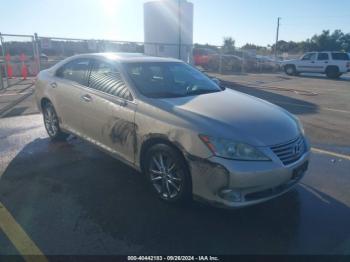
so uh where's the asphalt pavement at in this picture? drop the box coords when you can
[0,73,349,257]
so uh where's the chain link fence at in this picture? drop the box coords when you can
[1,32,286,90]
[193,45,282,75]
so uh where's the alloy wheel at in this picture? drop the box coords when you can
[149,152,183,200]
[44,105,59,137]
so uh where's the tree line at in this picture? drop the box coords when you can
[195,30,350,55]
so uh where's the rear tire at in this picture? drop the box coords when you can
[144,144,192,204]
[326,66,340,79]
[284,65,297,76]
[42,101,69,141]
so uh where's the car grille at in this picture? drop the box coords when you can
[271,136,306,165]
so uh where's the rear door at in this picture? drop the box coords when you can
[315,52,330,72]
[297,53,317,72]
[52,58,92,134]
[79,58,137,164]
[331,52,350,72]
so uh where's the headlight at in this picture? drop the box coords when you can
[291,114,305,136]
[199,135,270,161]
[296,118,305,136]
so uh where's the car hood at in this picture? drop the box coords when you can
[159,89,300,147]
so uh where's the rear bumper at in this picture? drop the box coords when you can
[189,145,310,208]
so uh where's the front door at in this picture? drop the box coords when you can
[297,52,317,72]
[79,58,137,164]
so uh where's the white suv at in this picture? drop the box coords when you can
[282,52,350,79]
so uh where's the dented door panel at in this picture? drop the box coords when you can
[79,89,137,164]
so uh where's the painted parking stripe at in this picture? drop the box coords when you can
[0,201,48,262]
[0,92,33,97]
[312,147,350,161]
[299,183,330,204]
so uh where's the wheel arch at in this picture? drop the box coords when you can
[284,64,296,69]
[325,65,339,72]
[40,97,52,111]
[139,134,189,174]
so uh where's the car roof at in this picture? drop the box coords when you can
[307,51,347,53]
[70,53,183,63]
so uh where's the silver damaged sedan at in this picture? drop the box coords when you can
[35,53,310,208]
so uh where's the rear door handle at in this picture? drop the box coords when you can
[81,94,92,102]
[50,82,57,88]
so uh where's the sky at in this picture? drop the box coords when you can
[0,0,349,47]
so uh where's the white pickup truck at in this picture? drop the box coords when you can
[281,52,350,79]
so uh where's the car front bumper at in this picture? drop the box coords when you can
[189,148,310,208]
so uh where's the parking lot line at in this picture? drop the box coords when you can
[0,201,48,262]
[312,147,350,161]
[0,92,34,97]
[299,183,330,204]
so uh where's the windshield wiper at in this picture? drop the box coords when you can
[186,89,221,96]
[147,92,185,98]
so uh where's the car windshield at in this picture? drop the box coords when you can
[123,62,222,98]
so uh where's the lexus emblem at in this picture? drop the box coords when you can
[293,144,301,155]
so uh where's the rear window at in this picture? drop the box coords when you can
[331,53,349,60]
[56,58,90,86]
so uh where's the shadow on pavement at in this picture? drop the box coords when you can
[297,73,350,82]
[0,137,349,255]
[223,82,319,115]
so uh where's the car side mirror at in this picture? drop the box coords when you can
[211,78,226,90]
[212,78,221,85]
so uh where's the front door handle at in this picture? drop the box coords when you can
[117,100,127,107]
[81,94,92,102]
[50,82,57,88]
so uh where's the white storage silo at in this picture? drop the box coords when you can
[144,0,194,63]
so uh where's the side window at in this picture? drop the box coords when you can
[318,53,329,61]
[331,52,350,60]
[56,58,90,86]
[89,60,132,101]
[302,53,316,61]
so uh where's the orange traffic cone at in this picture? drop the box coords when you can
[5,53,13,78]
[21,64,28,80]
[20,53,28,80]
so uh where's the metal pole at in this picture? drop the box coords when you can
[274,17,281,60]
[178,0,182,60]
[34,33,41,72]
[0,60,3,90]
[0,33,9,88]
[242,51,245,74]
[31,36,37,75]
[0,34,3,90]
[219,47,223,74]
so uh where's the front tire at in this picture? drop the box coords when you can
[144,144,192,203]
[42,102,69,141]
[284,65,297,76]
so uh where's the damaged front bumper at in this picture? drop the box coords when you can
[189,149,310,208]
